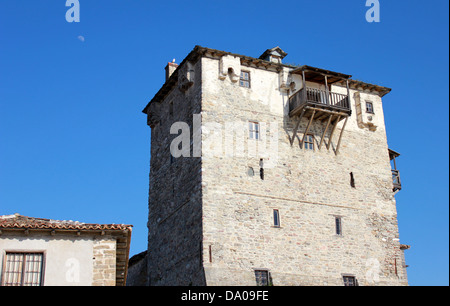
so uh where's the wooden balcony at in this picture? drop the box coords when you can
[289,87,351,118]
[389,149,402,192]
[392,169,402,192]
[288,66,352,155]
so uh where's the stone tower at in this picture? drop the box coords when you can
[142,46,409,286]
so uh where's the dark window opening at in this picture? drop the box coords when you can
[273,209,280,227]
[335,217,342,236]
[255,270,272,286]
[260,159,264,180]
[350,172,355,188]
[209,245,212,263]
[343,276,358,286]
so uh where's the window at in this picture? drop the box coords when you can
[350,172,355,188]
[259,159,264,180]
[343,276,358,286]
[273,209,280,227]
[255,270,272,286]
[1,252,44,286]
[240,71,250,88]
[249,122,260,140]
[366,101,374,114]
[304,135,314,150]
[335,217,342,236]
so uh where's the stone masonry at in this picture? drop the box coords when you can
[92,237,117,286]
[142,46,408,286]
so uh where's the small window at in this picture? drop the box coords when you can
[1,252,44,286]
[366,101,374,114]
[249,122,260,140]
[304,135,314,150]
[240,71,250,88]
[335,217,342,236]
[259,159,264,180]
[255,270,272,286]
[273,209,280,227]
[343,276,358,286]
[350,172,355,188]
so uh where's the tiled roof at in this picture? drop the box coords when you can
[0,213,132,231]
[0,214,133,286]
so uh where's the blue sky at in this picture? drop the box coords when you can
[0,0,448,286]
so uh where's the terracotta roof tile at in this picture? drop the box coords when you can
[0,214,132,231]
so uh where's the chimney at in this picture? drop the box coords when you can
[259,47,287,64]
[165,60,178,81]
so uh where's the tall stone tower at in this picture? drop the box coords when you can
[142,46,409,286]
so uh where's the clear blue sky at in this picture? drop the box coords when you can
[0,0,448,286]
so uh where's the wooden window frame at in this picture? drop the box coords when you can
[304,134,314,151]
[249,121,260,140]
[240,71,251,88]
[1,251,46,286]
[273,209,281,228]
[335,217,343,236]
[254,269,272,286]
[365,101,374,114]
[343,275,358,286]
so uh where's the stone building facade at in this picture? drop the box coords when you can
[142,46,409,286]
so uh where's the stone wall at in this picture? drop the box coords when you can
[146,57,205,286]
[200,55,407,286]
[92,237,117,286]
[144,49,407,286]
[126,251,148,286]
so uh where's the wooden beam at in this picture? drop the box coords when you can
[290,108,306,146]
[315,112,329,122]
[300,109,316,149]
[346,79,351,99]
[325,75,330,105]
[345,79,351,109]
[302,70,307,102]
[319,115,333,150]
[335,116,349,155]
[303,107,348,117]
[327,115,341,150]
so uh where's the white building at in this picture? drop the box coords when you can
[0,214,132,286]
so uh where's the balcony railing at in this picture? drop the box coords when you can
[289,87,351,116]
[392,169,402,192]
